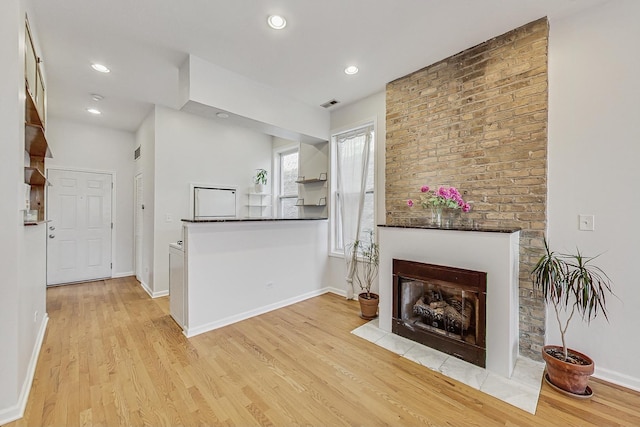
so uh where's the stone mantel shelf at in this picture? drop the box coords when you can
[379,224,521,233]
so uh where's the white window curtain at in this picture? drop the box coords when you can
[335,125,374,299]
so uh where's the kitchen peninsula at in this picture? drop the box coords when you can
[171,217,329,337]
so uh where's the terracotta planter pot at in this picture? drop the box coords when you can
[542,345,594,395]
[358,292,379,320]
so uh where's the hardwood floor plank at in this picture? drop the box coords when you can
[6,277,640,427]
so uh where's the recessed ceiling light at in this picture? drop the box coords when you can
[91,63,110,73]
[267,15,287,30]
[216,112,230,119]
[87,108,102,115]
[344,65,359,75]
[91,93,104,101]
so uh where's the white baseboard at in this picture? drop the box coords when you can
[138,280,168,299]
[0,314,49,425]
[112,271,134,279]
[139,280,153,297]
[326,286,348,298]
[185,288,331,338]
[594,366,640,392]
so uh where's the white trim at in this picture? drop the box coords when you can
[185,287,331,337]
[594,367,640,393]
[329,118,377,255]
[112,271,134,279]
[45,167,116,282]
[325,286,348,298]
[134,173,143,283]
[0,314,49,425]
[138,279,169,299]
[138,279,153,297]
[272,142,300,218]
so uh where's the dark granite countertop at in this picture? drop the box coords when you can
[182,217,328,223]
[378,224,520,233]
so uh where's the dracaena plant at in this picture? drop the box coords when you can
[531,239,614,361]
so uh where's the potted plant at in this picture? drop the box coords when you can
[349,230,380,319]
[531,239,614,396]
[254,169,267,193]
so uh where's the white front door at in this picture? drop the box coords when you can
[47,169,113,285]
[134,173,143,282]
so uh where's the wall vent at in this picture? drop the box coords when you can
[320,99,340,108]
[134,146,141,160]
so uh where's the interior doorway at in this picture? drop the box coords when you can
[134,173,143,283]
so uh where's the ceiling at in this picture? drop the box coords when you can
[29,0,608,132]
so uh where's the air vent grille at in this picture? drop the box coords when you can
[321,99,340,108]
[134,146,141,160]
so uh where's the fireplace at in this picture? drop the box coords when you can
[392,259,487,368]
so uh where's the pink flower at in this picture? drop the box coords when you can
[407,199,414,207]
[420,185,429,193]
[462,203,471,213]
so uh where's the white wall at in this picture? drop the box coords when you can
[181,55,330,143]
[151,106,273,294]
[46,118,136,276]
[0,0,48,422]
[184,220,329,336]
[327,91,386,297]
[548,0,640,390]
[0,0,23,414]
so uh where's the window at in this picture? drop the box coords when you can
[277,148,299,218]
[331,123,375,254]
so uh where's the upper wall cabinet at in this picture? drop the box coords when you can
[24,16,51,224]
[25,18,46,128]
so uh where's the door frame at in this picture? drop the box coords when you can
[134,172,143,283]
[46,166,116,281]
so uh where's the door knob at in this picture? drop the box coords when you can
[49,234,55,239]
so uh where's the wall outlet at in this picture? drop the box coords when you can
[579,214,595,231]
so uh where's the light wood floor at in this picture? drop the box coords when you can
[6,276,640,426]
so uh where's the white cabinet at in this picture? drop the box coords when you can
[169,243,186,329]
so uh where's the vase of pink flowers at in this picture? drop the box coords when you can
[407,185,471,228]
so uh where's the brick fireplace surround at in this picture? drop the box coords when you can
[384,18,548,359]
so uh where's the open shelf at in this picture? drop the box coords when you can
[25,122,51,158]
[295,197,326,207]
[295,173,327,184]
[24,167,49,186]
[25,90,44,129]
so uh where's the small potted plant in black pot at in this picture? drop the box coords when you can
[531,239,614,397]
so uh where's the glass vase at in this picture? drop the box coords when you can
[430,206,443,227]
[443,208,459,228]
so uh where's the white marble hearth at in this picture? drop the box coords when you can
[352,319,545,414]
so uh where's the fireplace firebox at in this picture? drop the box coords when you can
[392,259,487,368]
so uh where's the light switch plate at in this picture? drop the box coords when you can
[579,214,595,231]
